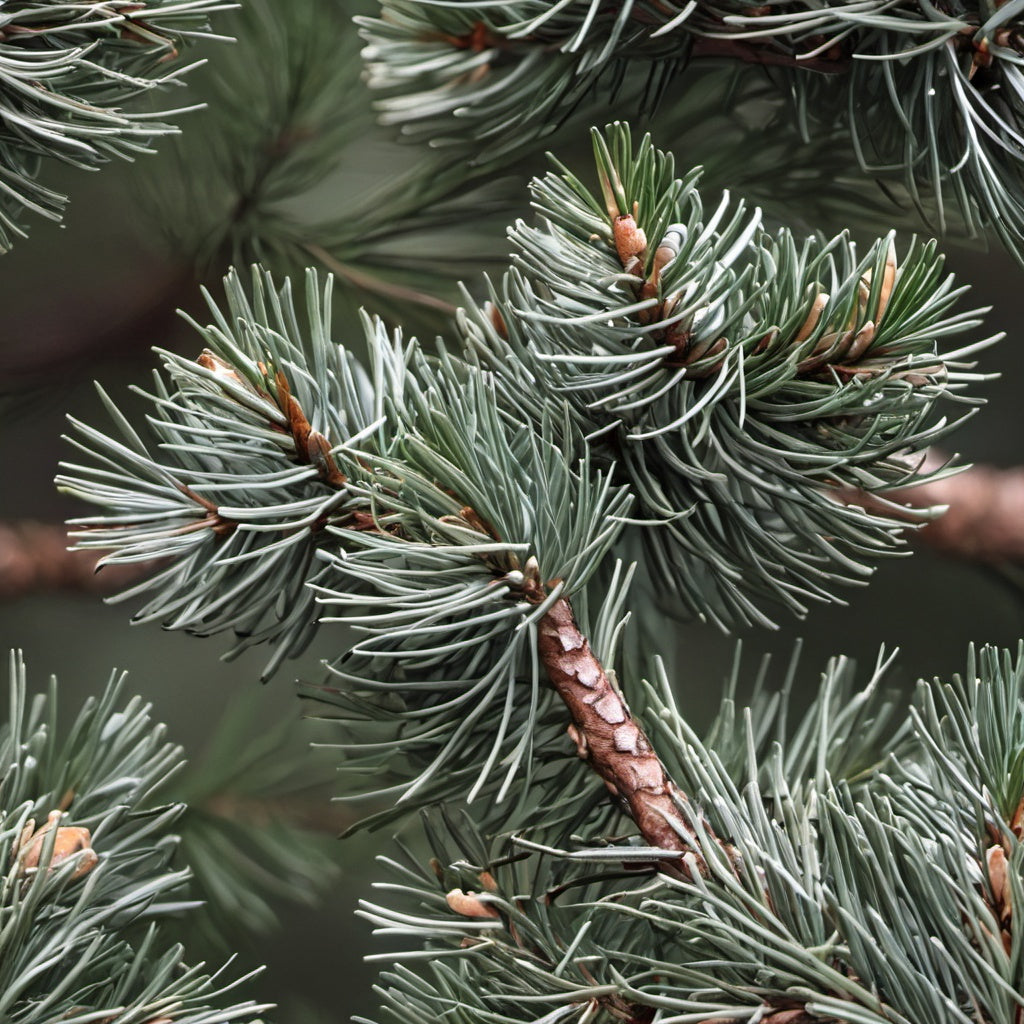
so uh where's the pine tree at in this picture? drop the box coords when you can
[4,2,1024,1022]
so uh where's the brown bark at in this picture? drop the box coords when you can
[0,521,153,601]
[536,596,707,867]
[891,461,1024,563]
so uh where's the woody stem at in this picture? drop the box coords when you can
[536,595,715,870]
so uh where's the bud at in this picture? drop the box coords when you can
[12,811,98,882]
[446,888,500,919]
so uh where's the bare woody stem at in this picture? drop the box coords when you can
[536,595,716,872]
[890,460,1024,563]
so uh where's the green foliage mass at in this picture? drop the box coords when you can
[362,1,1024,266]
[360,645,1024,1024]
[2,2,1022,1022]
[0,652,267,1024]
[0,0,229,249]
[49,117,1022,1021]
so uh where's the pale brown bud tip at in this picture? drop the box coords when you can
[986,844,1012,924]
[12,811,98,882]
[445,888,500,919]
[613,214,648,272]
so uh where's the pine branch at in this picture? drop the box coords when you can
[56,125,994,824]
[0,0,233,249]
[536,594,707,867]
[360,645,1024,1024]
[29,443,1024,608]
[361,0,1024,266]
[0,651,269,1024]
[465,124,994,627]
[45,94,1024,1024]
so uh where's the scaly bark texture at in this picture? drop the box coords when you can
[537,596,702,861]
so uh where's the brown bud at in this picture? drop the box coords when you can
[640,233,681,304]
[794,293,829,344]
[877,241,897,321]
[986,844,1012,924]
[446,888,500,919]
[844,320,876,363]
[486,302,509,340]
[197,350,256,392]
[306,430,347,488]
[12,811,98,882]
[613,214,648,275]
[1010,795,1024,838]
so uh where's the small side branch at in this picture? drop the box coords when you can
[536,596,711,868]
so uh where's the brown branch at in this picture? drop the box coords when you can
[435,16,852,76]
[688,34,851,75]
[0,265,195,385]
[21,456,1024,605]
[536,594,721,874]
[0,521,155,601]
[842,455,1024,564]
[202,791,354,835]
[899,462,1024,563]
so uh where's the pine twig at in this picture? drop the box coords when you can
[534,592,737,877]
[537,596,701,858]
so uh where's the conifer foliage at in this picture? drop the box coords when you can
[362,1,1024,263]
[54,115,1024,1021]
[0,1,228,250]
[3,1,1024,1023]
[0,652,266,1024]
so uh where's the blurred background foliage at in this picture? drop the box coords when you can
[2,0,1024,1020]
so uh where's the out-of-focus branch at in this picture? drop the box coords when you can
[8,455,1024,604]
[202,792,354,835]
[836,452,1024,565]
[0,265,195,387]
[0,520,151,600]
[892,460,1024,563]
